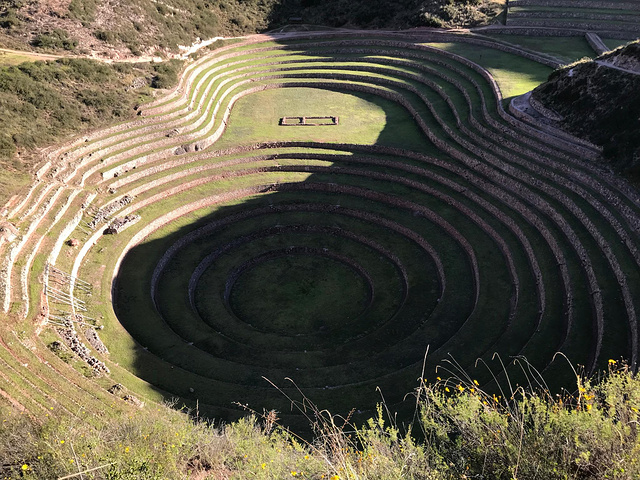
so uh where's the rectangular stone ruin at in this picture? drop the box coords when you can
[280,116,339,126]
[104,214,141,235]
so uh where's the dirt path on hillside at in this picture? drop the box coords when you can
[595,60,640,75]
[0,34,227,65]
[0,47,63,62]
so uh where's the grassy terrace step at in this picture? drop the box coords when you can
[35,35,560,184]
[2,32,639,427]
[195,65,640,344]
[131,167,544,362]
[11,74,640,338]
[507,18,640,32]
[511,6,640,15]
[21,117,640,368]
[91,163,620,404]
[0,329,134,424]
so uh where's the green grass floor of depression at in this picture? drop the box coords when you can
[214,87,430,152]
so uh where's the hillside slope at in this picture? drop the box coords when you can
[0,0,504,59]
[0,57,185,205]
[532,42,640,180]
[0,0,278,60]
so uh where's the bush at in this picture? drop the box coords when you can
[0,133,16,158]
[151,59,183,89]
[417,361,640,479]
[32,29,78,51]
[67,0,97,23]
[94,29,118,44]
[0,9,20,29]
[421,12,446,28]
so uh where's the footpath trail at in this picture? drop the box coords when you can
[595,59,640,75]
[0,35,227,65]
[0,47,62,64]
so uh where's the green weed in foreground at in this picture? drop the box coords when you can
[2,360,639,479]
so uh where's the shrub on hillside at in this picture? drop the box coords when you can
[151,59,184,89]
[93,29,118,44]
[421,13,446,28]
[0,9,20,29]
[31,29,78,51]
[67,0,97,24]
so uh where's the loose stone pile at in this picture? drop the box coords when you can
[56,316,109,375]
[104,214,141,235]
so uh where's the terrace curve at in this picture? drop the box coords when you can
[1,30,639,427]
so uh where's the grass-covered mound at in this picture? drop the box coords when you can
[1,363,639,479]
[532,41,640,180]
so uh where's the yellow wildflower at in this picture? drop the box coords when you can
[21,464,29,471]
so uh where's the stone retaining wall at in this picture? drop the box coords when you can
[508,18,640,34]
[482,26,635,39]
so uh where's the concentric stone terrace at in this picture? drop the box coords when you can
[507,0,640,38]
[1,31,639,426]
